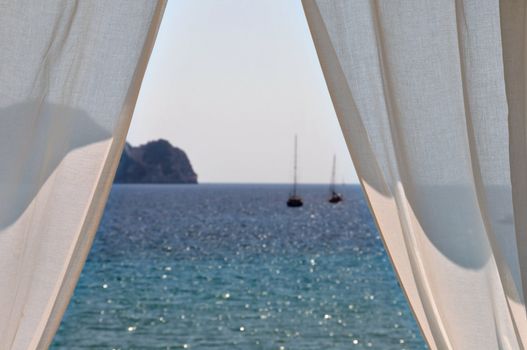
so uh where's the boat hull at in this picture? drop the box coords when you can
[328,193,343,204]
[287,197,303,207]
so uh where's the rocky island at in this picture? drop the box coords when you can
[114,139,198,184]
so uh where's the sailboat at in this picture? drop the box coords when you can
[287,135,303,207]
[328,154,343,204]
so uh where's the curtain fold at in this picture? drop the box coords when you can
[303,0,527,349]
[0,1,166,349]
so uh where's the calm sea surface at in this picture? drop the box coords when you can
[52,184,426,349]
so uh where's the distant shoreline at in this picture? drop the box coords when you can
[114,139,198,184]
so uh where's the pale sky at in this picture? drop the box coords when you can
[128,0,359,184]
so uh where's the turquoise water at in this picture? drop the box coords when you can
[52,184,426,349]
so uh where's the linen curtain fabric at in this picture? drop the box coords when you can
[303,0,527,349]
[0,1,166,349]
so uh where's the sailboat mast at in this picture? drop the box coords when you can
[293,135,298,196]
[330,154,336,193]
[287,134,303,207]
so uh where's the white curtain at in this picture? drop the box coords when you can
[303,0,527,349]
[0,1,166,349]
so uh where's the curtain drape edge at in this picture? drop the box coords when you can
[33,1,168,348]
[300,1,438,348]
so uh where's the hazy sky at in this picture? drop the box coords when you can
[128,0,359,184]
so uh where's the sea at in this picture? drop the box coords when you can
[51,184,426,350]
